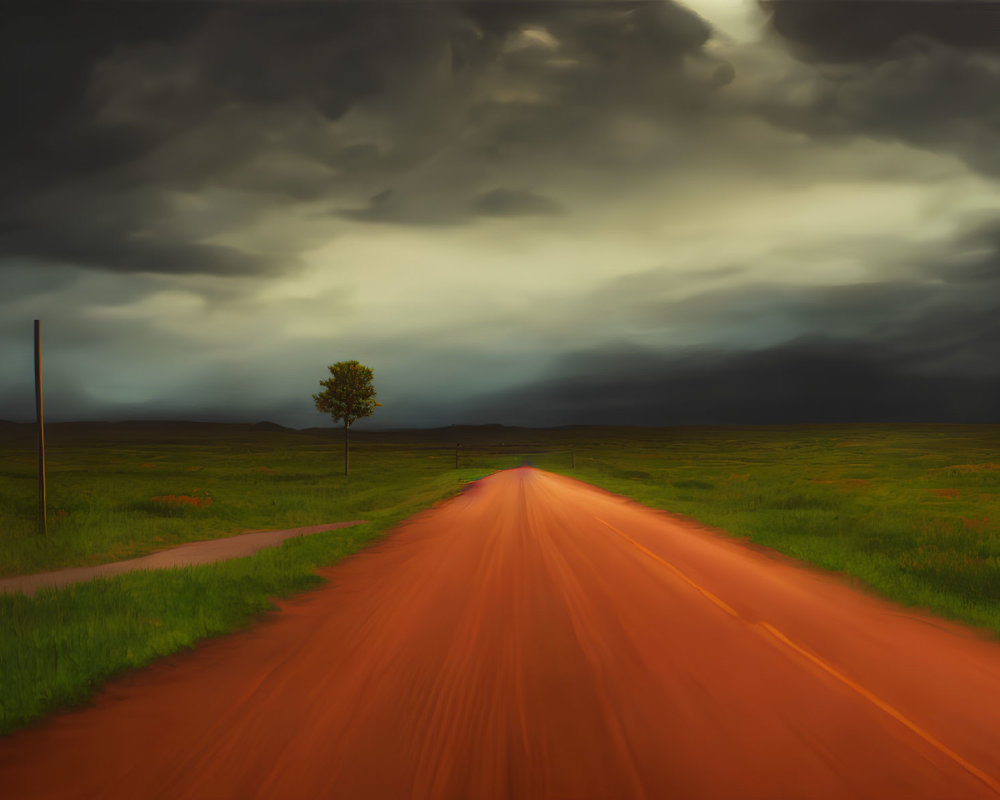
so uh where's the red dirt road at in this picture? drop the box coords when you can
[4,467,1000,799]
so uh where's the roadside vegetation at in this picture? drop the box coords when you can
[0,422,483,734]
[2,421,999,734]
[0,424,471,576]
[537,425,1000,637]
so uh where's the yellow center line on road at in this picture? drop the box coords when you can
[593,515,1000,797]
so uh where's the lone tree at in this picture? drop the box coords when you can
[313,360,381,476]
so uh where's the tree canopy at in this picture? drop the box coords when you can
[313,360,380,427]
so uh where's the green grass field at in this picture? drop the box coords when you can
[2,421,1000,735]
[0,422,485,576]
[540,425,1000,633]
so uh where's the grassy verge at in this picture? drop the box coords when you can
[0,427,472,576]
[0,424,488,734]
[0,470,482,735]
[535,425,1000,636]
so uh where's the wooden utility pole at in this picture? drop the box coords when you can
[455,443,460,470]
[34,320,47,536]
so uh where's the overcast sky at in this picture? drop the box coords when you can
[3,0,1000,428]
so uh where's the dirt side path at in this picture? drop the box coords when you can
[3,467,1000,798]
[0,521,367,597]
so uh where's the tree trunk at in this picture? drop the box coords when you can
[344,419,350,476]
[34,320,46,536]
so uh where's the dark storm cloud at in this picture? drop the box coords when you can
[1,3,470,271]
[1,225,273,277]
[341,184,562,224]
[460,222,1000,425]
[1,1,727,273]
[0,175,278,275]
[762,0,1000,62]
[0,5,208,188]
[464,335,1000,426]
[0,3,406,182]
[337,188,469,226]
[757,1,1000,176]
[472,188,562,216]
[315,0,727,226]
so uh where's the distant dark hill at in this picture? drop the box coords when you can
[300,423,589,447]
[0,420,312,447]
[0,420,571,449]
[0,420,729,450]
[252,421,290,431]
[4,420,993,455]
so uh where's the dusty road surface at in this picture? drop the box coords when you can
[0,521,367,597]
[4,467,1000,799]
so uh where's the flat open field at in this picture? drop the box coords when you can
[2,421,1000,737]
[0,421,485,576]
